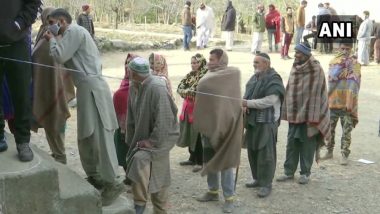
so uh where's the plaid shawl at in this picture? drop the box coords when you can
[328,52,361,127]
[281,56,330,139]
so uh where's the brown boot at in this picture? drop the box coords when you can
[321,150,333,160]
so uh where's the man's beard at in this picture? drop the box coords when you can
[294,59,306,65]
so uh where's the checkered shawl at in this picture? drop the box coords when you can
[281,56,331,139]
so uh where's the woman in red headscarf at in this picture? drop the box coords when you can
[113,53,138,183]
[265,4,281,52]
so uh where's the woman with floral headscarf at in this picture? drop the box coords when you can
[148,53,173,98]
[113,53,138,183]
[176,53,208,172]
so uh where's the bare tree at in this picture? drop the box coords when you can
[42,0,297,26]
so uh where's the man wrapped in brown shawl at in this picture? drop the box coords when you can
[31,7,75,164]
[193,48,243,213]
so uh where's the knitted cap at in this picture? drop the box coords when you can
[128,57,150,74]
[256,52,270,61]
[295,42,312,56]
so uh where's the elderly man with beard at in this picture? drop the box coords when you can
[125,57,179,214]
[277,42,330,185]
[242,53,285,197]
[194,48,243,213]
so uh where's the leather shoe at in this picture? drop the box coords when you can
[245,181,259,188]
[257,186,272,198]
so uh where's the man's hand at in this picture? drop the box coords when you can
[242,99,251,114]
[242,99,248,107]
[43,30,54,41]
[137,140,153,149]
[243,107,250,114]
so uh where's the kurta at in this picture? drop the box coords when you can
[126,76,179,193]
[49,24,119,182]
[357,18,373,65]
[49,24,118,140]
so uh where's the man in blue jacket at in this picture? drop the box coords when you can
[0,0,42,161]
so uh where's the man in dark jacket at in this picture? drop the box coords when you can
[0,0,42,162]
[77,4,95,38]
[221,1,236,51]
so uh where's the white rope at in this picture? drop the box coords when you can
[0,56,244,101]
[0,56,123,80]
[190,90,243,101]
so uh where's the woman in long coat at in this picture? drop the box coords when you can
[177,53,208,172]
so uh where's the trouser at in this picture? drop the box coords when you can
[202,136,235,199]
[247,142,276,187]
[251,32,264,53]
[303,32,317,49]
[319,39,333,53]
[224,31,234,50]
[196,26,210,48]
[357,40,370,65]
[78,112,119,184]
[284,123,317,177]
[374,39,380,63]
[294,27,304,45]
[45,125,66,164]
[370,38,376,59]
[114,128,129,168]
[281,33,293,57]
[267,28,278,51]
[326,109,354,157]
[188,134,203,165]
[183,25,193,49]
[0,39,32,144]
[132,162,168,214]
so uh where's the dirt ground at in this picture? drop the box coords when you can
[31,43,380,214]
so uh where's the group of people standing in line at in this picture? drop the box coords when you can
[0,1,365,214]
[181,0,380,67]
[173,41,361,213]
